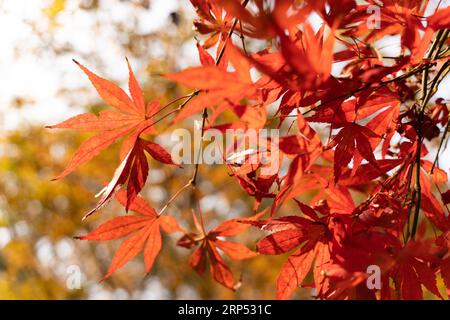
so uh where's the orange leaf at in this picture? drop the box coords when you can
[216,240,257,260]
[166,66,237,90]
[116,190,157,217]
[76,215,152,241]
[54,124,135,180]
[142,140,176,165]
[207,242,236,290]
[276,248,315,300]
[211,210,266,237]
[143,221,162,273]
[102,225,152,280]
[74,59,138,115]
[257,229,306,255]
[159,215,183,234]
[46,111,140,131]
[126,57,146,115]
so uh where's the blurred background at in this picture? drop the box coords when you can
[0,0,449,300]
[0,0,297,299]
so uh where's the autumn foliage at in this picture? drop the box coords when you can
[48,0,450,300]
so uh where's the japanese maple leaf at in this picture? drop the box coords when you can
[328,122,380,183]
[48,59,175,217]
[215,0,310,39]
[307,92,399,127]
[190,0,232,49]
[165,43,258,122]
[345,0,430,59]
[321,227,400,300]
[209,102,267,131]
[87,136,176,219]
[307,91,400,165]
[48,59,157,179]
[280,113,322,169]
[248,22,335,91]
[427,6,450,31]
[75,190,182,280]
[252,201,343,299]
[277,23,335,88]
[273,113,323,211]
[235,174,277,211]
[177,211,264,290]
[390,241,443,300]
[414,161,450,232]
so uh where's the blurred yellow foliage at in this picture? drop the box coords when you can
[44,0,66,19]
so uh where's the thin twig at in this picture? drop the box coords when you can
[410,29,447,240]
[239,20,248,55]
[157,182,191,216]
[189,0,250,186]
[155,0,250,214]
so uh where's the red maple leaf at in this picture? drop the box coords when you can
[75,190,182,280]
[328,122,380,183]
[48,59,176,217]
[251,201,342,299]
[177,210,264,290]
[165,44,257,122]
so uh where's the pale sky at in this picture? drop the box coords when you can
[0,0,195,132]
